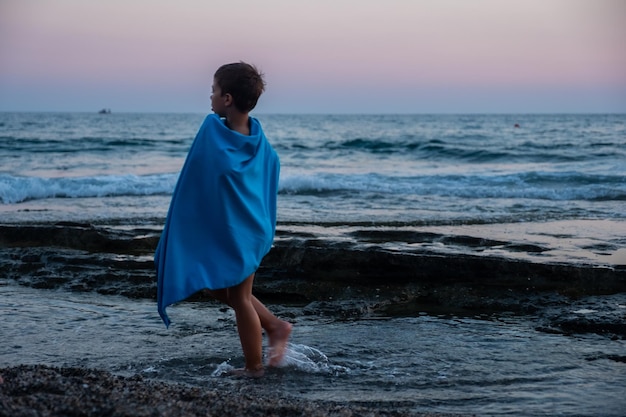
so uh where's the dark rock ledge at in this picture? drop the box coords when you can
[1,222,625,338]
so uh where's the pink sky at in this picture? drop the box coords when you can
[1,0,624,113]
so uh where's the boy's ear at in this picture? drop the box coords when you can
[223,93,234,107]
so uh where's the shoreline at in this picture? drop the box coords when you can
[1,220,625,338]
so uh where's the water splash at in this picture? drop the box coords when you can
[209,344,349,377]
[211,361,235,377]
[278,343,350,375]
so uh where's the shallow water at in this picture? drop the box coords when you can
[2,284,624,416]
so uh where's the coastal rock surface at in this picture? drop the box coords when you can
[1,222,625,338]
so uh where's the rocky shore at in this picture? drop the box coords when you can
[1,221,625,416]
[1,222,625,337]
[1,365,463,417]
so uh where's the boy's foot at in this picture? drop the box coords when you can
[229,367,265,379]
[268,320,292,367]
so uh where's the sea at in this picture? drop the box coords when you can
[1,112,624,225]
[1,112,625,416]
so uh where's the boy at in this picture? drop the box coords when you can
[155,62,291,378]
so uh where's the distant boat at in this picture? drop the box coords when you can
[98,108,111,114]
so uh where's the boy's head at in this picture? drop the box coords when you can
[213,62,265,113]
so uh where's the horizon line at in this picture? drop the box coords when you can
[1,110,625,116]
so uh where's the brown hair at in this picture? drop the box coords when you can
[214,62,265,113]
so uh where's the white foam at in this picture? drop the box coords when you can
[0,173,177,204]
[572,309,597,314]
[1,169,622,205]
[211,361,235,377]
[277,343,350,375]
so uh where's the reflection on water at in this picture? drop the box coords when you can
[1,284,625,416]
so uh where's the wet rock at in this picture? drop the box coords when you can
[537,294,626,338]
[0,223,159,254]
[1,222,625,337]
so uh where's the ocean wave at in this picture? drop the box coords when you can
[1,170,624,205]
[0,173,178,204]
[0,137,189,154]
[279,172,626,202]
[278,133,626,163]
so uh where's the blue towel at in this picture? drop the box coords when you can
[155,114,279,327]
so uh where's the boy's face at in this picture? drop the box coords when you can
[211,78,227,116]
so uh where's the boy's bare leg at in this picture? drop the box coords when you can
[250,296,292,367]
[226,274,264,376]
[208,275,292,368]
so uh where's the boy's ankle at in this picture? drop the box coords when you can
[229,366,265,378]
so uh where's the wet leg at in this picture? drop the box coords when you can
[227,274,264,375]
[208,276,292,367]
[251,297,292,367]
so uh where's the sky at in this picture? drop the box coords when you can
[0,0,625,114]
